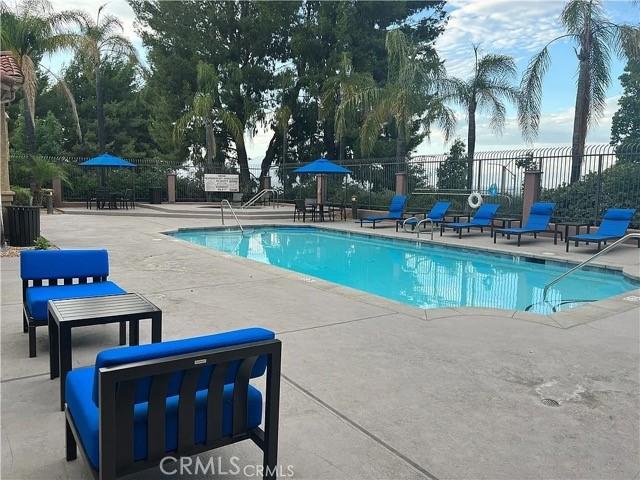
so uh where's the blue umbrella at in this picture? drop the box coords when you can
[80,153,136,168]
[80,153,136,188]
[294,158,351,174]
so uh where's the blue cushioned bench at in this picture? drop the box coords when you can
[65,327,281,480]
[20,250,126,357]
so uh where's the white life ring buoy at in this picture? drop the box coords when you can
[467,192,483,209]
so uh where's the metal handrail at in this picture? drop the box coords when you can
[220,199,244,233]
[543,233,640,299]
[242,189,279,209]
[402,217,435,240]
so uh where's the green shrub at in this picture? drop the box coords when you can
[33,236,51,250]
[11,186,32,206]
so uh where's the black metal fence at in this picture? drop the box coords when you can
[9,143,640,222]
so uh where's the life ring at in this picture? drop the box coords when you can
[467,192,483,209]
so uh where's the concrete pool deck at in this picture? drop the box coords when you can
[1,211,639,479]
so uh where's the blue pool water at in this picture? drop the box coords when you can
[169,226,638,314]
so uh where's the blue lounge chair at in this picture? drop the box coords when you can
[494,202,556,246]
[64,327,281,480]
[20,250,126,357]
[441,203,500,238]
[397,200,451,232]
[359,195,408,229]
[566,208,637,252]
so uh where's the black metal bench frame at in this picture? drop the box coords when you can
[65,338,281,480]
[22,274,119,358]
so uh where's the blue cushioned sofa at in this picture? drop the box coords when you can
[65,327,281,480]
[20,250,126,357]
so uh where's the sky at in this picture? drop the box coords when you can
[44,0,637,164]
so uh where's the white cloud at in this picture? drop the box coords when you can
[437,0,567,77]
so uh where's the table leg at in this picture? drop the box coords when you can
[130,320,140,346]
[59,325,72,411]
[554,223,559,245]
[119,321,126,345]
[564,225,570,244]
[151,313,162,343]
[48,313,59,379]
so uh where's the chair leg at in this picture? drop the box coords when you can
[66,417,77,461]
[458,228,462,239]
[493,232,497,243]
[22,311,28,333]
[566,240,570,253]
[28,325,37,358]
[517,234,521,247]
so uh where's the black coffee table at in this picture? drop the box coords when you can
[48,293,162,410]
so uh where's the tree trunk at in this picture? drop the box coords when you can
[22,97,36,156]
[466,102,477,191]
[570,14,592,184]
[396,120,406,164]
[236,137,251,191]
[261,133,279,178]
[204,121,216,172]
[95,64,106,152]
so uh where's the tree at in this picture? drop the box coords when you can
[68,4,138,152]
[437,139,468,190]
[0,0,80,154]
[321,53,375,161]
[442,46,519,190]
[336,29,454,162]
[610,59,640,151]
[520,0,640,183]
[173,62,244,174]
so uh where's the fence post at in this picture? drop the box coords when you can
[395,172,407,196]
[52,176,63,207]
[167,172,176,203]
[522,169,542,224]
[594,154,603,223]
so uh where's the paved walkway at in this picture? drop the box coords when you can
[1,212,638,479]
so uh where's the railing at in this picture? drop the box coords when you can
[402,217,435,240]
[242,189,279,209]
[220,200,244,233]
[543,233,640,299]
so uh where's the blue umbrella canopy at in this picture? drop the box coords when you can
[80,153,136,168]
[294,158,351,174]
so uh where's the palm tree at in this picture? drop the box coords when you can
[321,52,375,161]
[520,0,639,183]
[0,0,81,154]
[441,46,520,190]
[336,29,455,162]
[173,62,244,174]
[69,4,138,152]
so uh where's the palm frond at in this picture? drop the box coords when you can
[196,62,219,97]
[39,64,82,141]
[587,31,612,125]
[217,109,245,145]
[173,111,195,143]
[519,46,551,141]
[615,24,640,59]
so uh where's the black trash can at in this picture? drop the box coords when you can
[6,206,40,247]
[150,187,163,204]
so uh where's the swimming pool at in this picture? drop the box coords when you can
[168,226,638,314]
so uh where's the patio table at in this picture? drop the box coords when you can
[555,221,592,245]
[48,293,162,411]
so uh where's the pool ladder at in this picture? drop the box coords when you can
[220,200,244,234]
[402,217,435,240]
[542,232,640,300]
